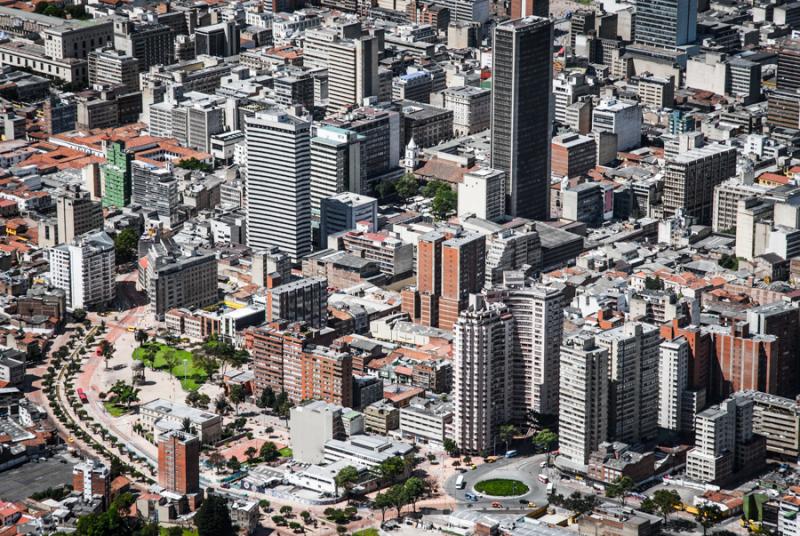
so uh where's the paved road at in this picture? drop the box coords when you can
[444,455,551,510]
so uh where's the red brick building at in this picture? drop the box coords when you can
[157,431,199,496]
[300,346,353,408]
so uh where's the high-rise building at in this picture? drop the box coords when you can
[49,231,116,311]
[266,277,328,329]
[777,39,800,92]
[557,332,609,471]
[310,125,364,219]
[113,19,174,71]
[88,47,139,93]
[101,140,133,208]
[747,302,800,397]
[510,0,549,18]
[457,168,506,222]
[131,161,180,223]
[328,36,379,114]
[245,109,312,262]
[72,460,111,506]
[195,20,239,58]
[439,232,486,331]
[301,346,353,408]
[490,281,564,417]
[483,227,542,288]
[658,337,689,433]
[634,0,697,49]
[56,185,104,245]
[597,322,660,444]
[490,17,553,219]
[663,144,738,225]
[157,430,200,495]
[453,297,514,454]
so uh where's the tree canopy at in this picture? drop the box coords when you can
[194,494,233,536]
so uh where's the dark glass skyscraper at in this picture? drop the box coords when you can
[490,16,553,220]
[634,0,697,48]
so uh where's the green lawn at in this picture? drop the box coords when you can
[133,343,208,391]
[279,447,293,458]
[474,479,529,497]
[159,529,197,536]
[103,401,126,417]
[353,530,379,536]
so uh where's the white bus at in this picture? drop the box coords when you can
[456,475,465,489]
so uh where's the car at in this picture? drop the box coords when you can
[528,502,538,508]
[491,502,502,508]
[539,461,548,468]
[519,499,528,505]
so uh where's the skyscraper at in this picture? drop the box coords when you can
[634,0,697,49]
[101,140,132,208]
[557,332,609,471]
[245,109,312,261]
[310,125,364,219]
[453,296,514,454]
[157,430,200,495]
[490,17,553,220]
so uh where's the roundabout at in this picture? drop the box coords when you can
[474,479,530,497]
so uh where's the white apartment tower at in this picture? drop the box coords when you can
[245,109,312,262]
[557,332,609,470]
[658,337,689,433]
[453,296,514,455]
[491,282,564,417]
[596,322,660,444]
[49,231,116,311]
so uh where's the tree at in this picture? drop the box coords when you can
[208,452,225,473]
[134,329,148,346]
[177,157,212,172]
[375,179,395,200]
[374,492,393,524]
[652,489,682,523]
[229,384,245,415]
[378,456,406,483]
[259,500,270,512]
[260,441,279,462]
[644,276,664,290]
[245,446,257,463]
[421,180,446,198]
[182,417,193,434]
[533,428,558,464]
[432,186,457,220]
[214,394,229,415]
[259,386,276,409]
[72,308,87,322]
[605,476,634,503]
[280,505,293,516]
[194,494,233,536]
[443,438,459,456]
[404,477,426,513]
[114,228,139,265]
[639,497,657,514]
[395,172,419,201]
[226,456,241,472]
[718,253,739,270]
[334,465,360,497]
[499,424,517,453]
[695,504,722,536]
[388,484,407,519]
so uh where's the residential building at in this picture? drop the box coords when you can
[491,17,553,219]
[483,227,542,288]
[663,144,738,225]
[101,140,133,208]
[340,229,414,280]
[72,460,110,506]
[245,109,312,262]
[131,161,179,224]
[301,346,353,408]
[49,231,115,311]
[735,390,800,459]
[457,168,506,222]
[551,133,596,179]
[439,232,486,331]
[562,182,604,227]
[56,185,103,245]
[157,431,200,495]
[557,332,609,471]
[290,401,345,464]
[592,99,642,152]
[251,247,292,288]
[453,297,514,454]
[88,47,139,93]
[658,337,689,433]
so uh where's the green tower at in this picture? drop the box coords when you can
[102,140,132,208]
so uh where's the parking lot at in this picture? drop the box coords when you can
[0,452,79,501]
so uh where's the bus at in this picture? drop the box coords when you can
[77,388,88,404]
[538,474,549,484]
[456,475,465,489]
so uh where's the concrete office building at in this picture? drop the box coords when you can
[483,227,542,288]
[453,297,514,454]
[562,182,604,227]
[663,144,738,225]
[399,396,453,447]
[266,277,328,329]
[310,125,364,218]
[712,177,769,232]
[195,20,239,58]
[553,72,594,125]
[443,85,491,135]
[88,47,139,93]
[490,17,553,220]
[113,18,173,71]
[320,193,377,244]
[658,337,689,433]
[777,40,800,92]
[49,231,115,311]
[557,332,609,471]
[245,109,312,261]
[328,35,379,113]
[457,168,506,222]
[131,161,180,223]
[56,185,103,245]
[735,390,800,458]
[551,133,596,179]
[139,240,218,320]
[597,322,660,444]
[393,72,433,104]
[251,247,293,288]
[157,431,200,495]
[290,401,345,464]
[634,0,697,48]
[592,99,642,152]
